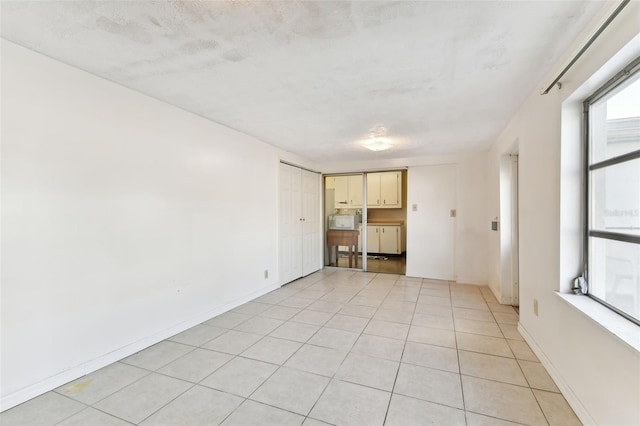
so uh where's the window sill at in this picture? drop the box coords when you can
[556,292,640,353]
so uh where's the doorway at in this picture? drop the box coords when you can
[498,152,520,306]
[324,172,407,274]
[324,174,363,270]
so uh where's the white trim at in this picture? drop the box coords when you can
[517,323,596,426]
[454,278,488,286]
[0,282,280,412]
[500,295,514,305]
[555,292,640,353]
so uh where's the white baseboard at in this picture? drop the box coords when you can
[500,295,513,305]
[517,323,596,426]
[454,277,488,286]
[485,281,513,305]
[0,282,280,412]
[487,282,501,301]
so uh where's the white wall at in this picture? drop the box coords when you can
[406,165,457,280]
[319,153,490,285]
[0,40,283,410]
[486,3,640,424]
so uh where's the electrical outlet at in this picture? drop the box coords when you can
[533,299,538,316]
[412,204,418,212]
[264,269,269,279]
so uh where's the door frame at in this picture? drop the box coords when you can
[510,154,520,306]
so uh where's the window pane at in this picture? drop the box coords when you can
[589,238,640,321]
[590,158,640,235]
[589,74,640,164]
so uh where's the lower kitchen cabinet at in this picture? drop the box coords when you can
[366,224,405,255]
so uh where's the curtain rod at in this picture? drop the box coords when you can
[541,0,630,95]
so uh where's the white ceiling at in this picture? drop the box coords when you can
[1,1,607,163]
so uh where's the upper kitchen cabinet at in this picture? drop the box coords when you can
[367,171,402,208]
[333,175,363,208]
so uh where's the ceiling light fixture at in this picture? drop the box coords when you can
[368,125,388,138]
[362,137,394,151]
[362,125,394,151]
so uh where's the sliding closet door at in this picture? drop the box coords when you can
[279,163,303,285]
[279,163,321,285]
[302,170,321,276]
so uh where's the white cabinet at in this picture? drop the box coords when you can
[333,176,348,207]
[379,226,400,254]
[366,174,381,207]
[333,175,363,208]
[279,163,321,285]
[367,171,402,208]
[348,175,363,207]
[380,172,401,207]
[366,225,380,253]
[366,224,404,254]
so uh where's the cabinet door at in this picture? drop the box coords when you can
[348,175,363,207]
[379,226,400,254]
[366,173,381,206]
[333,176,349,207]
[380,171,401,207]
[366,225,380,253]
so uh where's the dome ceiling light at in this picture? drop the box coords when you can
[362,125,395,151]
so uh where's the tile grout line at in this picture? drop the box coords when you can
[215,270,344,425]
[470,292,551,425]
[381,275,419,425]
[215,272,337,423]
[226,270,371,422]
[296,272,380,422]
[235,274,559,424]
[46,394,89,426]
[450,280,469,426]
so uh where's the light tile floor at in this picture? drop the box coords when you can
[1,269,581,426]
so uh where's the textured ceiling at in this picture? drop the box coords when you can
[1,1,607,163]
